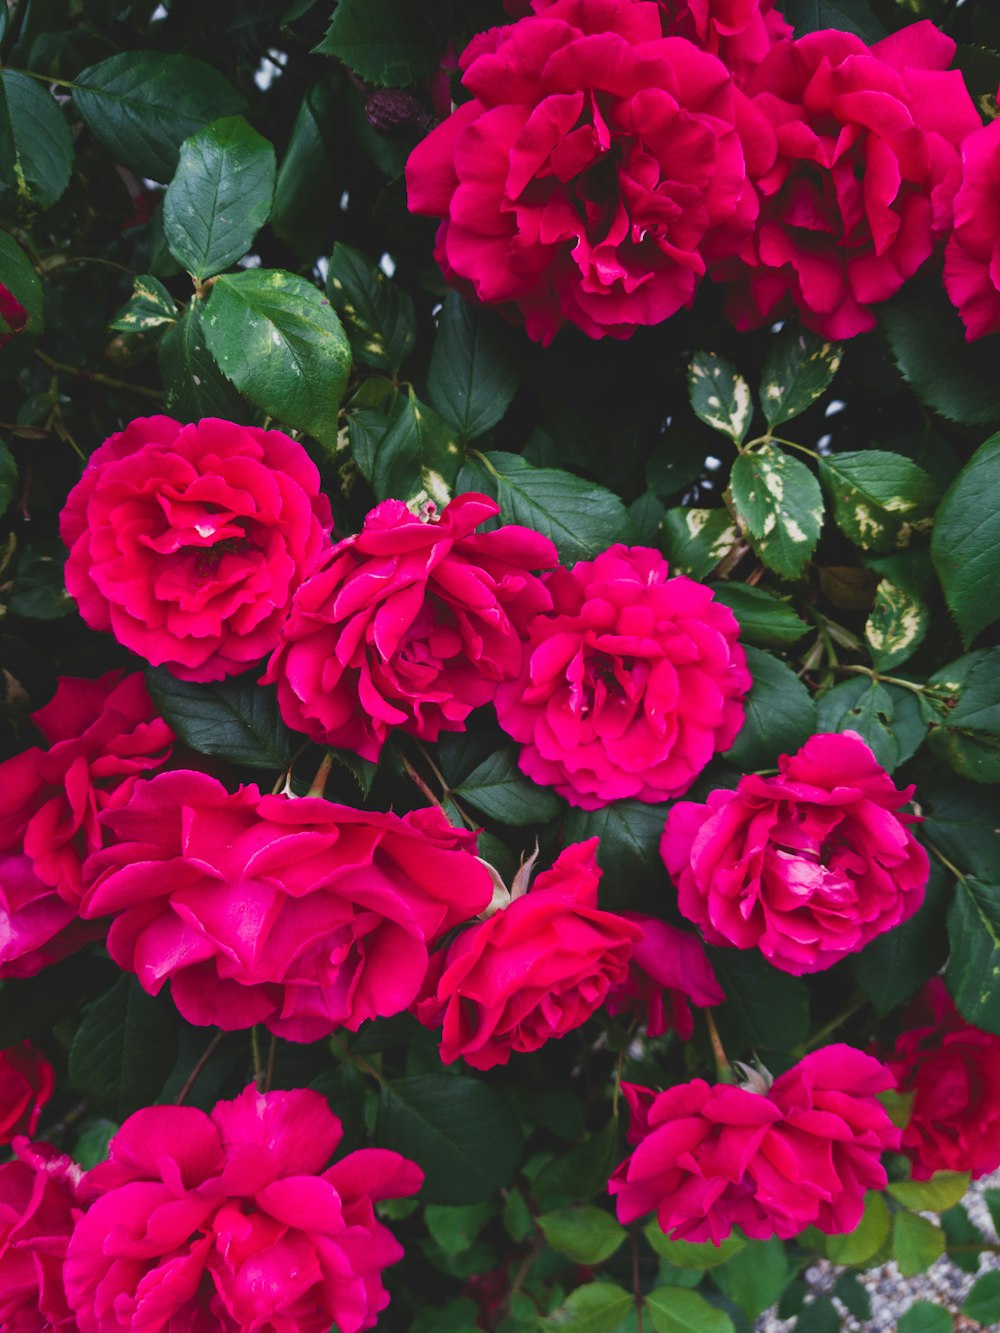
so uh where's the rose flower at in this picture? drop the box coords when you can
[661,731,929,974]
[264,493,557,762]
[604,913,724,1038]
[0,1140,82,1330]
[64,1085,422,1333]
[945,116,1000,340]
[60,415,332,681]
[407,0,775,343]
[80,771,494,1040]
[495,545,750,809]
[0,1044,54,1145]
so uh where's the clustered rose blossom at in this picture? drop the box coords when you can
[609,1045,899,1242]
[63,1085,421,1332]
[604,913,724,1038]
[0,1140,82,1330]
[884,979,1000,1181]
[414,838,641,1069]
[720,22,980,338]
[0,1044,53,1144]
[495,545,750,808]
[945,115,1000,340]
[80,771,494,1041]
[60,415,333,681]
[407,0,775,343]
[0,671,173,978]
[662,731,929,974]
[264,493,557,761]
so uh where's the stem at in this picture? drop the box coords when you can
[414,739,478,831]
[306,750,335,798]
[705,1011,734,1084]
[745,434,821,460]
[34,350,163,401]
[924,839,967,885]
[251,1027,264,1091]
[175,1031,225,1105]
[3,66,76,89]
[803,992,869,1052]
[837,663,926,695]
[264,1033,277,1094]
[329,1032,385,1086]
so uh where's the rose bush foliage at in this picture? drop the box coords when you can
[1,0,1000,1329]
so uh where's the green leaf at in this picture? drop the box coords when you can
[730,445,823,580]
[629,491,665,545]
[375,1074,523,1205]
[932,432,1000,646]
[424,1203,496,1259]
[0,231,42,333]
[687,351,753,445]
[563,800,670,913]
[203,269,352,447]
[659,508,738,580]
[356,391,461,505]
[707,948,810,1057]
[272,83,337,260]
[73,1118,118,1171]
[940,1203,983,1274]
[707,583,807,648]
[889,1173,971,1213]
[8,540,74,619]
[457,451,632,565]
[920,649,1000,783]
[0,954,117,1048]
[543,1282,633,1332]
[922,774,1000,880]
[865,579,929,671]
[0,70,73,210]
[315,0,440,86]
[793,1299,839,1333]
[109,274,178,339]
[815,676,898,771]
[163,116,275,280]
[824,1192,891,1266]
[68,975,178,1121]
[537,1207,628,1266]
[0,440,17,518]
[963,1272,1000,1326]
[73,51,246,182]
[145,668,293,770]
[158,302,251,424]
[893,1211,945,1277]
[898,1301,952,1333]
[503,1188,534,1243]
[850,862,951,1015]
[327,242,416,376]
[832,1273,871,1322]
[781,0,885,40]
[455,747,564,828]
[819,450,936,553]
[712,1238,792,1319]
[946,877,1000,1035]
[533,1119,617,1206]
[987,1189,1000,1236]
[428,293,519,443]
[645,1287,734,1333]
[723,646,817,771]
[759,325,844,428]
[643,1230,746,1271]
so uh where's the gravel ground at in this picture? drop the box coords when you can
[756,1172,1000,1331]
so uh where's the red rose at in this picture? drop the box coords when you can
[945,116,1000,340]
[604,913,724,1038]
[609,1045,899,1242]
[406,0,775,343]
[414,838,641,1069]
[264,493,557,762]
[64,1085,422,1333]
[60,416,333,681]
[717,21,980,338]
[0,1045,54,1145]
[0,1139,82,1331]
[494,545,750,809]
[661,732,929,974]
[884,979,1000,1181]
[0,671,173,926]
[81,771,494,1040]
[0,282,28,349]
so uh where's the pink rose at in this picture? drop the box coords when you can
[718,22,980,337]
[264,493,557,762]
[0,282,28,349]
[494,545,750,809]
[80,771,494,1040]
[406,0,775,343]
[609,1045,899,1242]
[944,116,1000,340]
[64,1084,422,1333]
[884,979,1000,1181]
[0,1139,82,1331]
[414,838,641,1069]
[662,732,929,974]
[0,671,173,975]
[604,913,724,1038]
[0,1045,54,1145]
[60,416,333,681]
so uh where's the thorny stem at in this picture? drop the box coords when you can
[175,1031,225,1105]
[837,663,926,694]
[400,743,478,831]
[34,349,163,401]
[251,1026,264,1091]
[803,992,869,1052]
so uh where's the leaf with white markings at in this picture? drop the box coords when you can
[760,325,844,428]
[0,70,73,211]
[730,445,823,580]
[659,507,738,580]
[327,242,415,375]
[688,351,753,445]
[919,649,1000,783]
[819,451,936,552]
[865,580,929,671]
[109,275,178,338]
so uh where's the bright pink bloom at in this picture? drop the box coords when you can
[604,913,724,1038]
[0,1139,83,1330]
[718,22,980,338]
[64,1084,422,1333]
[494,545,750,809]
[610,1044,899,1242]
[945,116,1000,340]
[414,839,641,1069]
[264,493,557,762]
[81,771,494,1041]
[407,0,775,344]
[0,282,28,349]
[0,1045,54,1145]
[0,672,173,977]
[60,416,333,681]
[662,731,929,974]
[884,979,1000,1181]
